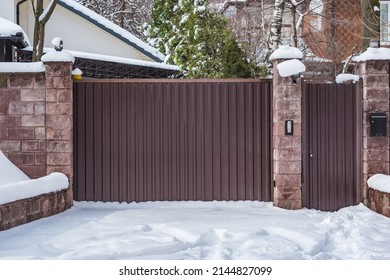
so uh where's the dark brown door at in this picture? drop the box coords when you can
[302,82,362,211]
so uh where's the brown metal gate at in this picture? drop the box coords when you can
[302,82,362,211]
[73,79,272,202]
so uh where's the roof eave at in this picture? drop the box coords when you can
[58,0,164,63]
[0,33,28,48]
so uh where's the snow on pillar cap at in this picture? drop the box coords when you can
[269,45,303,60]
[41,50,75,63]
[276,59,306,77]
[354,47,390,62]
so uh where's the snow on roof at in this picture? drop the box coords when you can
[354,47,390,62]
[67,49,180,71]
[367,174,390,194]
[0,17,24,37]
[270,45,303,60]
[335,74,359,84]
[0,17,30,46]
[276,59,306,77]
[0,62,45,73]
[41,50,75,63]
[23,46,179,71]
[59,0,165,63]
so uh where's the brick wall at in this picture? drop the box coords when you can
[0,60,73,207]
[0,188,69,231]
[367,188,390,218]
[0,72,47,178]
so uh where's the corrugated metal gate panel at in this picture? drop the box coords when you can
[302,82,362,211]
[73,80,272,202]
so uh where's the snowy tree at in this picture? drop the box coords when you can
[268,0,286,54]
[144,0,261,78]
[76,0,153,38]
[361,0,380,49]
[31,0,58,61]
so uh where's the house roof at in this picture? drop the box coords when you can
[0,16,29,48]
[58,0,165,63]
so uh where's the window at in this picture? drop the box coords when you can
[381,1,390,45]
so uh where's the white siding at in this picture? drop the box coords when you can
[0,0,15,22]
[18,0,155,62]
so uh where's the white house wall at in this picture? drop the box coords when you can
[0,0,16,22]
[18,0,154,62]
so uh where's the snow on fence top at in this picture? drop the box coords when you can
[335,74,359,84]
[269,45,303,60]
[0,62,45,73]
[0,150,69,204]
[0,173,69,205]
[367,174,390,194]
[354,48,390,62]
[59,0,165,63]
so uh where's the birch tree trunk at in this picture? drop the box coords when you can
[268,0,286,53]
[290,3,300,47]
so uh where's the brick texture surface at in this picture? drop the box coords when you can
[272,60,302,210]
[0,188,71,231]
[44,62,74,205]
[0,61,74,224]
[359,60,390,205]
[367,188,390,218]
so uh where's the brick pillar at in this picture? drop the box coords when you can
[359,56,390,205]
[271,54,304,210]
[0,72,47,178]
[43,59,74,206]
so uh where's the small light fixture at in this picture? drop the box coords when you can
[51,37,63,51]
[281,37,291,46]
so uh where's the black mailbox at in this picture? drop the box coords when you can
[370,113,387,136]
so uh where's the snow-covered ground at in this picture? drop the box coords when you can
[0,201,389,260]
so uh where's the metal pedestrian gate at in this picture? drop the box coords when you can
[302,81,362,211]
[73,79,273,203]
